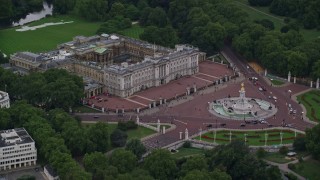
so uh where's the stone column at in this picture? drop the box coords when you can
[193,83,197,93]
[163,126,166,134]
[310,81,313,88]
[164,99,167,104]
[157,119,160,132]
[149,104,152,109]
[221,60,223,64]
[224,75,228,82]
[179,132,183,140]
[136,108,140,113]
[159,98,163,105]
[317,78,319,89]
[185,128,189,140]
[153,101,156,107]
[116,109,118,114]
[220,78,223,84]
[186,87,190,95]
[102,107,105,113]
[288,71,291,82]
[264,69,267,76]
[294,76,296,84]
[122,108,124,114]
[136,116,140,125]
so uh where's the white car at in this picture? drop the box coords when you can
[273,96,277,100]
[260,120,267,124]
[259,87,263,91]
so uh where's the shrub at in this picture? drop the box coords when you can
[288,163,295,170]
[183,141,191,148]
[117,121,127,131]
[256,147,266,158]
[111,129,128,147]
[126,120,138,130]
[279,146,289,155]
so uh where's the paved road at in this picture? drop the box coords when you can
[78,46,316,149]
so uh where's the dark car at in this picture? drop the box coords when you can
[93,116,99,119]
[240,123,246,127]
[206,124,213,128]
[268,124,273,127]
[220,123,226,127]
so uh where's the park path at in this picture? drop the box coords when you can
[264,155,312,180]
[233,1,284,23]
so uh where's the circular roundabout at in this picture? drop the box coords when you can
[209,83,277,120]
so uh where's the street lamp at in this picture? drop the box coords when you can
[280,131,284,146]
[265,132,268,146]
[244,133,248,146]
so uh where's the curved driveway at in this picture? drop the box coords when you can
[78,46,316,149]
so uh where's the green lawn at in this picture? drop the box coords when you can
[232,0,320,42]
[83,122,156,140]
[264,152,293,164]
[195,129,303,146]
[119,24,144,39]
[297,90,320,122]
[73,105,101,113]
[0,15,102,55]
[270,79,285,86]
[291,159,320,180]
[171,147,205,159]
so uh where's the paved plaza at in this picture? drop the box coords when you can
[85,61,233,112]
[79,46,316,149]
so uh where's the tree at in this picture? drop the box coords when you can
[182,170,210,180]
[144,149,177,179]
[125,139,146,159]
[180,156,208,176]
[0,0,13,25]
[140,25,179,48]
[109,2,125,17]
[279,146,289,155]
[96,16,131,35]
[293,136,306,151]
[0,109,10,130]
[110,129,127,147]
[83,152,108,174]
[312,60,320,80]
[286,50,308,77]
[76,0,109,21]
[109,149,137,173]
[53,0,76,14]
[305,124,320,159]
[256,147,267,158]
[86,122,109,152]
[248,0,273,6]
[125,4,140,20]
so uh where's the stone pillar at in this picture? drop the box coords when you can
[220,78,223,84]
[136,116,140,125]
[294,76,296,84]
[91,104,95,108]
[185,128,189,140]
[102,107,104,113]
[179,132,183,140]
[264,69,267,76]
[136,108,140,113]
[149,104,152,109]
[317,78,319,89]
[221,60,223,64]
[193,83,197,93]
[164,99,167,104]
[163,126,166,134]
[288,71,291,82]
[116,109,118,114]
[186,87,190,95]
[122,109,125,114]
[157,119,160,132]
[216,80,219,85]
[310,81,313,88]
[159,98,163,105]
[225,75,228,82]
[153,101,156,107]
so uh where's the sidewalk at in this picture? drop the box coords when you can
[264,155,312,180]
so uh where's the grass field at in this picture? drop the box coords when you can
[195,129,303,146]
[83,122,156,140]
[270,79,285,86]
[291,159,320,180]
[119,24,144,39]
[73,105,100,113]
[297,90,320,122]
[0,15,102,55]
[233,0,320,41]
[264,152,293,164]
[171,147,205,159]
